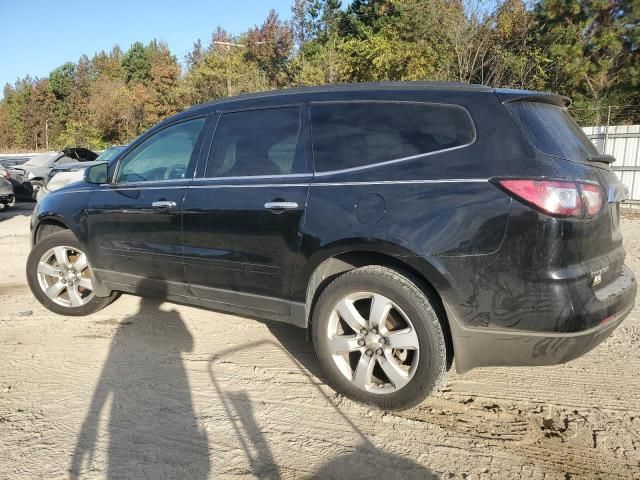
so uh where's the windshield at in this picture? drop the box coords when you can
[23,152,60,167]
[97,146,125,162]
[505,101,598,162]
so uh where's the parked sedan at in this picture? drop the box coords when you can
[37,146,126,201]
[10,148,98,200]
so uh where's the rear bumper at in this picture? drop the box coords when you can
[448,265,636,373]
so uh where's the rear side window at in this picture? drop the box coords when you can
[504,102,598,161]
[205,107,302,177]
[311,101,474,172]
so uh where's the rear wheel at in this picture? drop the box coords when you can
[312,266,447,410]
[26,230,118,315]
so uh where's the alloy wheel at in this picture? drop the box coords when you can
[36,246,95,307]
[326,292,420,394]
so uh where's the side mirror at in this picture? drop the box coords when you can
[84,162,109,184]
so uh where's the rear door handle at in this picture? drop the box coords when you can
[264,201,298,211]
[152,200,177,209]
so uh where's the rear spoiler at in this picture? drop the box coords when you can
[587,154,616,165]
[494,89,571,108]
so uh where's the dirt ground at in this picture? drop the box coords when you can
[1,202,639,480]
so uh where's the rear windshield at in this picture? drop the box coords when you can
[505,101,598,161]
[311,101,475,172]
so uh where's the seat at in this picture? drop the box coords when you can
[230,139,282,176]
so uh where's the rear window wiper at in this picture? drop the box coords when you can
[587,154,616,164]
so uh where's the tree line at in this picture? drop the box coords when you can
[0,0,638,151]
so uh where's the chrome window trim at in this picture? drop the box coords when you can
[189,183,309,189]
[309,100,477,176]
[312,178,488,186]
[68,177,488,192]
[194,173,313,182]
[312,142,475,177]
[108,178,193,187]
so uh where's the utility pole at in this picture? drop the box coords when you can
[603,106,612,154]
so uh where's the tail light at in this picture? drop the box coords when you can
[0,169,10,179]
[495,179,603,218]
[580,183,604,216]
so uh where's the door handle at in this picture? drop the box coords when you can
[152,200,177,209]
[264,201,298,211]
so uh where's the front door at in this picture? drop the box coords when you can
[182,106,310,319]
[87,116,208,297]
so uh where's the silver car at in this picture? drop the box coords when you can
[10,148,98,200]
[37,146,126,201]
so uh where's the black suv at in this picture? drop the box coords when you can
[27,82,636,409]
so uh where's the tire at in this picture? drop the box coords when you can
[26,230,118,316]
[6,195,15,208]
[312,266,447,410]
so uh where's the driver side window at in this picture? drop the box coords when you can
[115,117,206,183]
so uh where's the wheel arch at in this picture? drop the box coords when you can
[34,217,69,244]
[303,248,455,370]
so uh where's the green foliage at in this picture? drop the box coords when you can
[122,42,151,84]
[48,62,75,100]
[245,10,294,87]
[0,0,638,151]
[181,41,268,104]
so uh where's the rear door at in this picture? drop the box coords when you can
[87,116,208,296]
[182,105,310,319]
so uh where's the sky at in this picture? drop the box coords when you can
[0,0,293,90]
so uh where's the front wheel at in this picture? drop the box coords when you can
[312,266,448,410]
[26,230,118,316]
